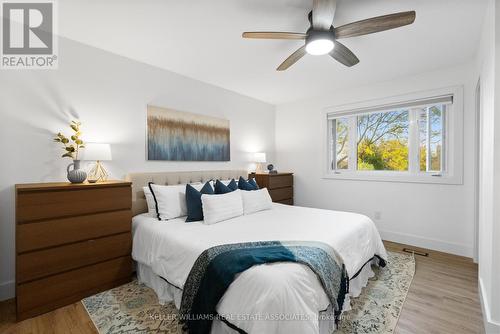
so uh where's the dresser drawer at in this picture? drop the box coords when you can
[268,174,293,189]
[17,210,131,253]
[17,186,131,222]
[17,256,131,318]
[18,232,132,283]
[269,187,293,202]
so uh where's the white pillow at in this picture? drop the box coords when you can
[148,183,202,220]
[191,183,204,191]
[143,186,157,216]
[241,188,273,215]
[201,189,243,225]
[219,179,235,186]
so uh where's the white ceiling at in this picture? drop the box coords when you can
[59,0,487,105]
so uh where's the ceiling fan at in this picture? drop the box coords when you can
[242,0,416,71]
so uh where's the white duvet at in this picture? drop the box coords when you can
[132,203,387,334]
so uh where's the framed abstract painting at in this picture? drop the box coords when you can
[147,105,230,161]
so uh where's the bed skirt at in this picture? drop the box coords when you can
[136,258,380,334]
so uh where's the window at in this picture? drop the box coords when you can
[325,88,463,184]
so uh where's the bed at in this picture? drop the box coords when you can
[127,170,388,334]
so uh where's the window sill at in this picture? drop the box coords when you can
[322,171,463,185]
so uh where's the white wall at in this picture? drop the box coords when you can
[275,63,476,258]
[476,0,500,331]
[0,37,276,300]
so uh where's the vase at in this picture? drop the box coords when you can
[67,160,87,184]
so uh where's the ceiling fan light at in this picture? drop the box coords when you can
[306,38,334,55]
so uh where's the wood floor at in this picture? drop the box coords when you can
[0,241,485,334]
[385,241,485,334]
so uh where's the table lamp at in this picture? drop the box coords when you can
[82,143,112,182]
[253,152,266,173]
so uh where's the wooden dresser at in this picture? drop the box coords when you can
[251,173,294,205]
[15,181,133,320]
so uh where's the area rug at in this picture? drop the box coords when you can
[82,251,415,334]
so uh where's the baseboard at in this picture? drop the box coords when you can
[379,229,473,258]
[479,277,500,333]
[0,280,15,301]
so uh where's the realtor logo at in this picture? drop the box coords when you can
[1,0,58,69]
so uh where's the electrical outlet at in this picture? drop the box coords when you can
[374,211,381,220]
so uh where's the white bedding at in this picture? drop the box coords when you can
[132,203,387,333]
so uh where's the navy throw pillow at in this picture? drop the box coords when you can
[214,179,237,194]
[228,179,238,190]
[238,176,259,191]
[248,178,259,189]
[185,182,214,222]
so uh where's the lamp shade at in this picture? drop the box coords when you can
[253,152,266,163]
[81,143,112,161]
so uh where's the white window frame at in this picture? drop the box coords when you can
[322,86,464,185]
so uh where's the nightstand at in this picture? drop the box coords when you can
[250,173,294,205]
[15,181,132,320]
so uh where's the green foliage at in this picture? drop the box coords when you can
[53,121,84,160]
[380,140,409,171]
[357,140,385,170]
[357,161,375,170]
[420,146,426,171]
[357,139,408,171]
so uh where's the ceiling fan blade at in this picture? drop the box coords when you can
[277,45,307,71]
[242,32,306,40]
[335,11,416,39]
[330,41,359,67]
[312,0,337,30]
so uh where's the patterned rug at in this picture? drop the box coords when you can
[82,251,415,334]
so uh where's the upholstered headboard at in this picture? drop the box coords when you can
[125,170,248,216]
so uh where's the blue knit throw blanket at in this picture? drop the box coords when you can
[179,241,349,334]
